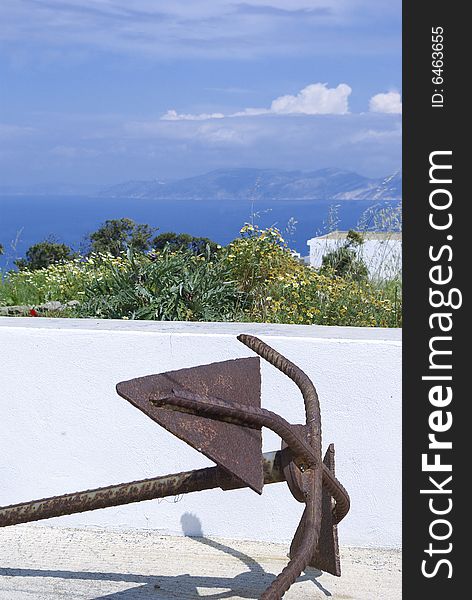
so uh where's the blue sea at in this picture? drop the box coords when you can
[0,195,397,270]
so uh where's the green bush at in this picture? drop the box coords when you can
[76,248,243,321]
[0,253,126,306]
[224,224,401,327]
[87,218,154,257]
[15,240,73,271]
[152,232,220,257]
[0,224,402,327]
[320,229,368,281]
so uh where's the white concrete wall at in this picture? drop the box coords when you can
[0,318,401,548]
[307,238,402,280]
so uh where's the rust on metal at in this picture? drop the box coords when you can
[280,424,310,503]
[151,388,318,470]
[116,357,264,493]
[311,443,342,576]
[0,334,351,600]
[0,451,285,529]
[289,444,341,577]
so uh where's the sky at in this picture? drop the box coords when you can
[0,0,402,186]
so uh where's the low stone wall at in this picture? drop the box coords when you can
[0,300,79,316]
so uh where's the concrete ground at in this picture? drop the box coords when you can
[0,526,401,599]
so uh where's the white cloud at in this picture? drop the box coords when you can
[269,82,351,115]
[369,91,402,114]
[161,109,225,121]
[162,82,352,121]
[348,125,402,143]
[195,125,245,144]
[124,118,259,147]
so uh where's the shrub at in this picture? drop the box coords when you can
[88,218,154,257]
[260,272,401,327]
[224,224,298,290]
[0,253,126,307]
[224,224,400,327]
[152,232,220,257]
[15,240,73,271]
[320,229,368,281]
[77,248,243,321]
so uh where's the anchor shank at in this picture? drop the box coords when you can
[0,451,284,528]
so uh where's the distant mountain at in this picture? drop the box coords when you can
[97,179,167,198]
[336,171,403,200]
[100,168,402,202]
[372,171,402,200]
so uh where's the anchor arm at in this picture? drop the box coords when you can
[260,466,324,600]
[151,388,318,471]
[0,452,286,529]
[152,387,350,523]
[238,334,350,523]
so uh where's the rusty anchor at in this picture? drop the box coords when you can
[0,334,350,599]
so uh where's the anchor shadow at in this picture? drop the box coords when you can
[0,513,331,599]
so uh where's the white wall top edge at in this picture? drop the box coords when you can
[0,316,401,342]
